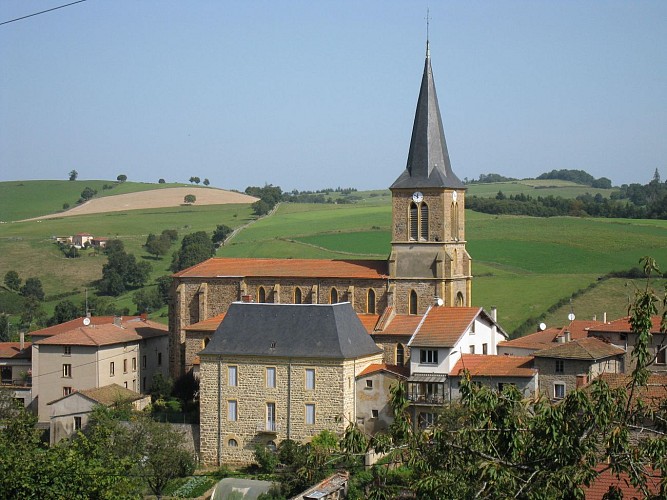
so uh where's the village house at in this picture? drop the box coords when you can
[30,316,168,424]
[47,383,151,444]
[497,319,603,356]
[72,232,94,248]
[355,363,409,435]
[198,302,383,465]
[0,334,33,409]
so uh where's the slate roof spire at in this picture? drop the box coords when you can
[391,42,464,190]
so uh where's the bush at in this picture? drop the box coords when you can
[254,444,279,473]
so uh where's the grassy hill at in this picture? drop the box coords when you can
[1,180,665,336]
[465,179,617,199]
[0,180,195,222]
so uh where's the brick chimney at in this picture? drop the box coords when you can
[241,294,253,303]
[576,374,588,388]
[140,313,148,321]
[20,331,25,351]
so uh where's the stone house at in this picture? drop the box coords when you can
[532,337,625,400]
[355,363,409,435]
[170,46,473,379]
[587,316,667,374]
[198,302,383,465]
[497,320,602,356]
[47,383,150,444]
[0,336,33,409]
[448,354,538,401]
[31,316,168,423]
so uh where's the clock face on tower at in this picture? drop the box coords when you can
[412,191,423,203]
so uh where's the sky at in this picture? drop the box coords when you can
[1,1,665,192]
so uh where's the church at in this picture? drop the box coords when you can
[169,43,473,378]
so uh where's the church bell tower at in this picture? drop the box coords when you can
[388,42,472,314]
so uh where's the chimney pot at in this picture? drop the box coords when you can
[20,331,25,350]
[491,307,497,322]
[113,316,122,327]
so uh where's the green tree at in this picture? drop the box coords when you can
[132,287,164,314]
[170,231,215,272]
[49,300,80,326]
[20,277,44,301]
[203,178,210,186]
[158,178,166,184]
[0,314,9,342]
[252,199,272,216]
[4,270,21,291]
[156,275,173,304]
[116,174,127,182]
[184,194,196,204]
[68,169,78,181]
[212,224,233,245]
[99,242,152,296]
[20,297,46,329]
[161,228,178,242]
[144,233,171,259]
[80,186,97,201]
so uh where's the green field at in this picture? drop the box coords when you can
[465,179,617,199]
[1,179,665,336]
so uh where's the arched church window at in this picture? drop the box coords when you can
[409,202,418,241]
[420,203,429,241]
[450,202,459,240]
[258,286,266,303]
[396,343,405,366]
[456,292,464,307]
[330,288,338,304]
[202,337,211,349]
[367,289,376,314]
[294,287,302,304]
[409,290,418,315]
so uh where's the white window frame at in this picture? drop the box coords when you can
[228,400,237,421]
[305,403,315,425]
[63,364,72,378]
[228,366,238,387]
[554,382,566,399]
[305,369,315,390]
[266,367,276,388]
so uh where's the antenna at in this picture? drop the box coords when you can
[568,299,575,322]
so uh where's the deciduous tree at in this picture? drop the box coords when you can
[183,194,196,204]
[20,277,44,301]
[3,270,21,291]
[68,169,78,181]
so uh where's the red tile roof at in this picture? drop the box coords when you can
[356,314,380,334]
[184,313,226,332]
[0,342,32,360]
[450,354,536,378]
[376,314,422,336]
[173,257,389,279]
[588,316,664,335]
[357,363,409,378]
[35,318,167,347]
[591,373,667,412]
[584,465,661,499]
[30,316,142,338]
[499,320,603,351]
[410,307,482,348]
[533,337,625,360]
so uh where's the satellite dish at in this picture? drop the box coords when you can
[539,322,547,331]
[435,298,444,307]
[568,313,576,321]
[83,317,91,326]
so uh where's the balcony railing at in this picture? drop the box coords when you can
[1,378,32,388]
[256,422,280,433]
[407,394,445,404]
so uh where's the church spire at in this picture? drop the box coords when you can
[390,43,464,190]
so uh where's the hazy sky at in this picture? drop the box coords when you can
[1,1,665,191]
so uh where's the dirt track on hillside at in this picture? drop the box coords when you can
[23,187,258,221]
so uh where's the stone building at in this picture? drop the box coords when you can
[170,45,472,378]
[355,363,409,435]
[198,302,383,465]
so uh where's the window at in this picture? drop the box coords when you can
[228,400,238,421]
[409,202,418,241]
[482,343,488,355]
[294,287,302,304]
[63,364,72,378]
[142,355,147,369]
[63,386,72,396]
[305,369,315,390]
[228,366,238,386]
[74,416,82,431]
[419,412,436,429]
[330,288,338,304]
[367,289,376,314]
[371,409,379,419]
[305,404,315,425]
[228,438,238,447]
[420,349,438,364]
[203,337,210,348]
[266,402,276,431]
[555,360,564,374]
[132,357,137,372]
[456,292,464,307]
[124,381,128,388]
[63,346,71,356]
[554,383,566,399]
[420,203,429,240]
[157,352,162,366]
[110,362,115,377]
[123,359,128,373]
[266,367,276,388]
[133,379,136,391]
[365,379,373,389]
[267,440,277,451]
[409,290,418,315]
[450,202,459,240]
[258,286,266,303]
[469,345,475,354]
[396,344,405,366]
[657,347,666,365]
[471,321,476,334]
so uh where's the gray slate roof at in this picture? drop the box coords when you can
[201,302,382,359]
[391,48,465,190]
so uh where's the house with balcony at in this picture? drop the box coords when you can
[198,301,383,465]
[0,336,33,409]
[405,305,506,427]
